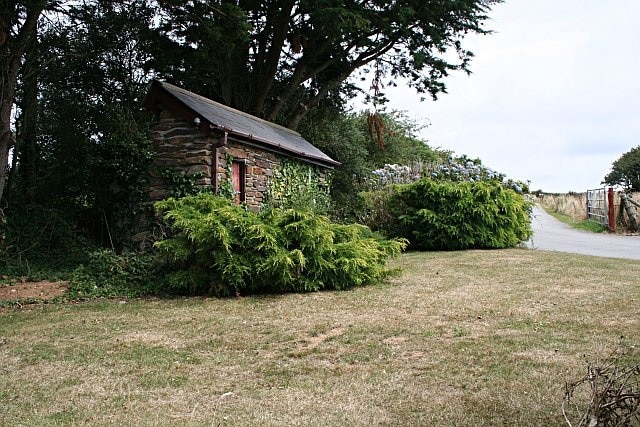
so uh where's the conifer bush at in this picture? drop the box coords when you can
[366,179,532,250]
[153,193,406,296]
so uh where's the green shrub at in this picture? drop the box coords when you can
[298,111,447,223]
[69,249,161,298]
[364,179,532,250]
[0,206,97,280]
[154,193,406,296]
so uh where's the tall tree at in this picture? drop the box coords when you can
[151,0,502,129]
[8,22,39,204]
[2,0,504,249]
[0,1,47,203]
[34,0,156,245]
[603,146,640,192]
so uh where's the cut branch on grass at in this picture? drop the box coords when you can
[563,346,640,427]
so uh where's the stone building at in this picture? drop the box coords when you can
[143,80,338,209]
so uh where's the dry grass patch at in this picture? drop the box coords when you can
[538,193,587,221]
[1,248,639,426]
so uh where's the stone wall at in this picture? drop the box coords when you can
[148,109,327,210]
[148,111,213,201]
[217,141,278,208]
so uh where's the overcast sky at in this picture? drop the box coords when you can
[361,0,640,193]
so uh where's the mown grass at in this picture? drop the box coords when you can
[1,249,639,426]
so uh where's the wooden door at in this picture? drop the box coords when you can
[231,161,245,203]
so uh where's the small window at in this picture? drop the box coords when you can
[231,160,246,203]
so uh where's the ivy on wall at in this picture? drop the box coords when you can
[162,152,332,211]
[217,153,235,201]
[265,158,331,213]
[158,167,207,199]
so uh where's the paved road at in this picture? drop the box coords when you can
[528,206,640,260]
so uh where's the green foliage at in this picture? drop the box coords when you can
[4,0,503,276]
[158,167,207,199]
[572,219,608,233]
[3,1,504,279]
[0,206,97,280]
[546,211,608,233]
[358,188,408,238]
[265,159,331,213]
[149,0,501,126]
[154,193,406,296]
[69,249,161,299]
[217,153,235,201]
[300,111,446,221]
[30,104,154,248]
[4,2,157,249]
[88,110,155,245]
[603,145,640,191]
[364,179,532,250]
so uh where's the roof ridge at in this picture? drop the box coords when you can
[157,80,302,137]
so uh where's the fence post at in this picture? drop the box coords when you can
[585,190,591,219]
[607,187,616,233]
[621,193,639,232]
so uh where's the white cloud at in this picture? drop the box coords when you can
[363,0,640,193]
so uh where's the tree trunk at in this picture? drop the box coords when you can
[0,108,14,205]
[250,0,296,116]
[621,193,639,232]
[15,24,39,204]
[265,38,335,123]
[0,6,43,203]
[286,69,355,130]
[0,132,9,203]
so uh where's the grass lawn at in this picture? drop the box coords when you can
[1,249,639,426]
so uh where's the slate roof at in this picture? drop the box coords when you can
[144,80,338,168]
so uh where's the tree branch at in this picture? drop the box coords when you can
[2,6,43,113]
[251,0,297,115]
[265,37,334,122]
